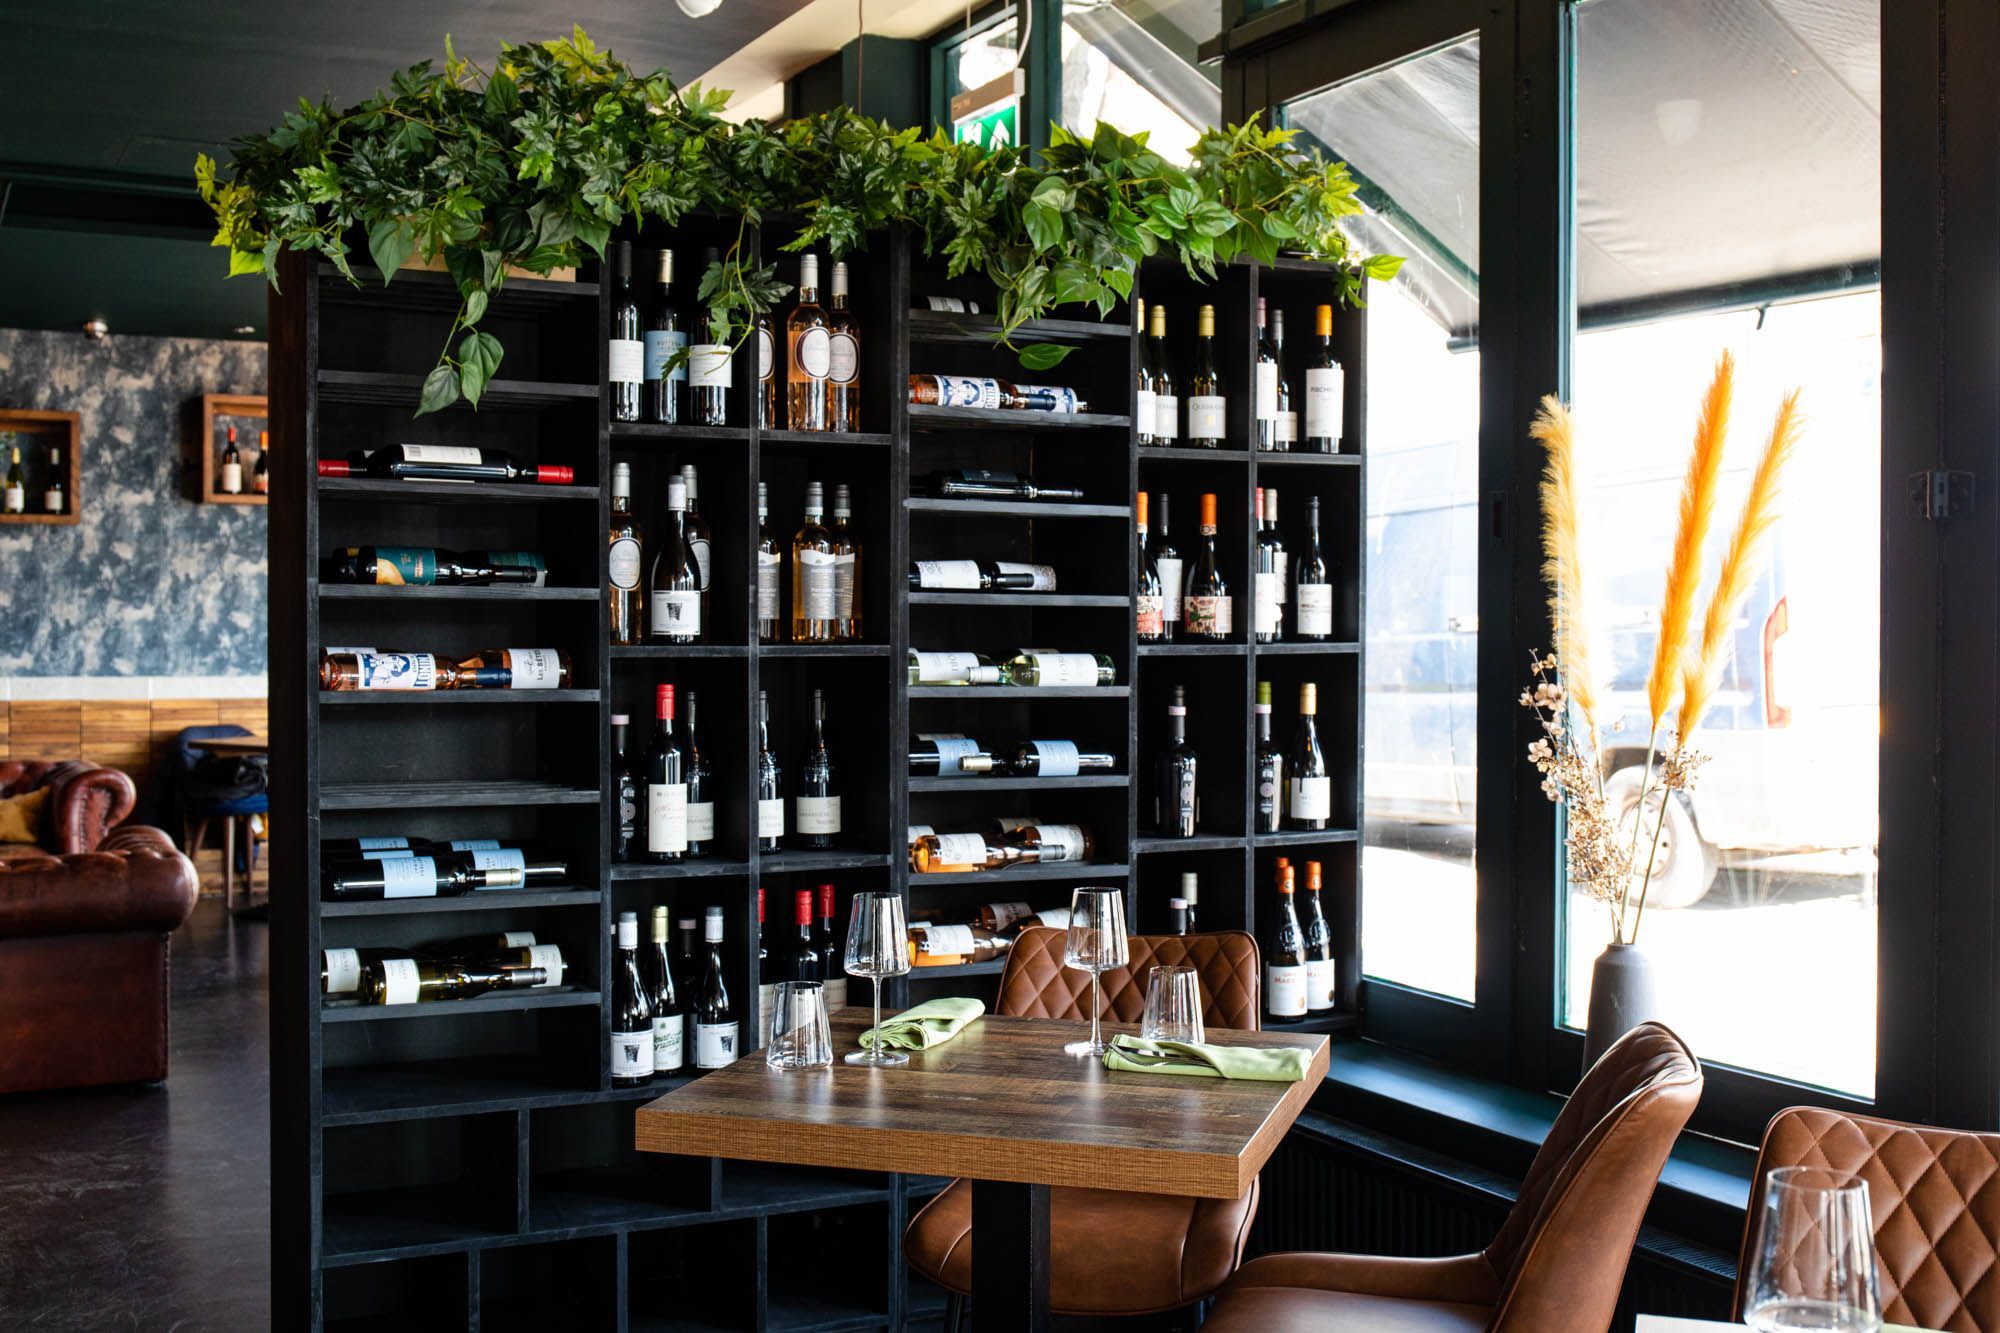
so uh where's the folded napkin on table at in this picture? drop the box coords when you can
[1101,1033,1312,1082]
[858,997,985,1051]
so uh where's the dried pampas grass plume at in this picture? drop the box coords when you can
[1532,395,1598,743]
[1646,351,1734,738]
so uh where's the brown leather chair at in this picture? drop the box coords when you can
[903,926,1264,1321]
[1205,1022,1702,1333]
[1734,1108,2000,1331]
[0,825,198,1093]
[0,759,137,861]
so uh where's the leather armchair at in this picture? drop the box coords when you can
[903,927,1264,1318]
[1734,1108,2000,1331]
[0,759,138,855]
[0,825,198,1093]
[1205,1022,1703,1333]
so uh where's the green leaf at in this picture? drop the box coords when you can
[462,287,490,327]
[367,218,414,280]
[1017,342,1074,372]
[416,364,462,416]
[457,329,504,406]
[484,69,520,115]
[1022,200,1063,253]
[228,247,267,278]
[1362,253,1405,281]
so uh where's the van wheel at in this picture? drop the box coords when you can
[1605,767,1718,910]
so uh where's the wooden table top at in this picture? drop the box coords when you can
[634,1011,1330,1200]
[190,734,269,756]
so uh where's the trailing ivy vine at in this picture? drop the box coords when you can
[198,27,1401,414]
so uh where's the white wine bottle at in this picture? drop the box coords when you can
[1188,305,1226,447]
[611,910,655,1086]
[693,906,739,1068]
[1287,682,1332,830]
[908,649,1002,686]
[999,651,1116,688]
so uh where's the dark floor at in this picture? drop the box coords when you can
[0,900,270,1330]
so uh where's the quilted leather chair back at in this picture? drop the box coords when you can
[1481,1022,1702,1332]
[0,761,59,798]
[1733,1108,2000,1333]
[996,926,1261,1031]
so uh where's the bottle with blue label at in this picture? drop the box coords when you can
[643,249,687,424]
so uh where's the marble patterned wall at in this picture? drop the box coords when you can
[0,328,267,677]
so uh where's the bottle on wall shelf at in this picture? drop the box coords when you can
[318,647,572,692]
[1274,310,1298,450]
[1136,491,1165,642]
[787,889,823,983]
[1150,492,1182,641]
[321,850,563,901]
[816,884,848,1009]
[1135,296,1156,446]
[2,444,23,514]
[1187,304,1226,447]
[1000,651,1116,688]
[219,425,244,495]
[609,240,643,423]
[831,483,861,640]
[608,460,644,645]
[1303,860,1336,1013]
[757,887,774,1040]
[925,468,1086,502]
[252,434,270,496]
[646,905,685,1076]
[911,922,1011,964]
[907,375,1086,413]
[1254,297,1280,451]
[674,916,701,1003]
[644,248,686,425]
[908,649,1003,686]
[787,253,832,433]
[321,945,412,995]
[1288,681,1332,831]
[612,910,655,1085]
[756,481,782,643]
[1254,486,1286,644]
[612,712,640,863]
[797,688,841,849]
[1266,862,1310,1022]
[690,245,732,428]
[791,481,839,643]
[1148,302,1178,444]
[1002,739,1115,777]
[827,259,861,432]
[1295,495,1334,640]
[1254,681,1284,834]
[909,561,1037,593]
[910,735,998,776]
[756,300,779,432]
[1304,304,1345,453]
[649,476,702,644]
[1181,871,1200,931]
[1155,684,1199,837]
[644,683,688,864]
[683,689,714,858]
[695,905,739,1068]
[361,956,548,1007]
[1182,492,1232,640]
[680,464,713,620]
[317,444,572,486]
[322,546,546,588]
[756,689,784,853]
[1169,897,1191,936]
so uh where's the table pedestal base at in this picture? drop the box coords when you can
[971,1179,1051,1332]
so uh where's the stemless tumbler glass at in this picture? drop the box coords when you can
[1062,887,1130,1057]
[1141,963,1205,1044]
[1742,1166,1882,1333]
[766,981,833,1070]
[844,891,912,1067]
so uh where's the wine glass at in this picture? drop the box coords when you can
[1742,1166,1882,1333]
[1141,963,1204,1044]
[843,891,912,1067]
[1062,887,1129,1057]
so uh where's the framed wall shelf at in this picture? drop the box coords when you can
[189,391,269,504]
[0,408,81,525]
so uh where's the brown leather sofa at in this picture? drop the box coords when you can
[0,824,199,1093]
[0,759,138,859]
[1735,1107,2000,1330]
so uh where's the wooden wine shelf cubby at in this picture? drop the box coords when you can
[272,224,1367,1331]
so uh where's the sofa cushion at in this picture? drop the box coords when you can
[0,788,49,843]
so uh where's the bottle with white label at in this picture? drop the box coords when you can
[912,922,1012,964]
[645,905,686,1075]
[1302,860,1336,1012]
[608,461,645,646]
[907,649,1002,686]
[1148,303,1179,444]
[608,240,644,423]
[219,425,244,494]
[1182,492,1233,640]
[694,906,739,1069]
[2,445,23,514]
[796,688,841,848]
[911,734,997,776]
[1254,486,1286,643]
[1181,871,1201,931]
[320,946,408,995]
[992,561,1056,591]
[320,854,534,900]
[1155,685,1199,837]
[1134,295,1157,445]
[1273,309,1298,449]
[827,260,862,432]
[1287,681,1332,830]
[787,253,832,433]
[814,884,848,1008]
[360,955,548,1006]
[756,689,784,852]
[679,463,713,620]
[1303,304,1345,453]
[908,561,1037,593]
[611,910,655,1084]
[831,483,861,641]
[683,689,714,858]
[1294,495,1334,640]
[1002,740,1115,777]
[1265,862,1310,1022]
[648,476,703,644]
[1188,304,1227,447]
[644,683,688,863]
[1150,493,1182,638]
[643,249,686,425]
[910,829,1028,873]
[1254,296,1280,450]
[690,245,732,427]
[756,482,782,643]
[1004,822,1095,863]
[1136,491,1164,642]
[791,481,839,643]
[999,651,1116,688]
[454,648,573,690]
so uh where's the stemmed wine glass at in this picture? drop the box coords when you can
[1062,887,1129,1057]
[1741,1166,1882,1333]
[844,891,912,1067]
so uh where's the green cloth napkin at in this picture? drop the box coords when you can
[1101,1033,1312,1082]
[858,997,985,1051]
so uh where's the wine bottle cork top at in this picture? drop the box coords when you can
[657,249,674,283]
[1200,492,1217,527]
[1150,304,1166,336]
[1315,304,1333,336]
[1198,304,1216,336]
[1279,864,1296,892]
[1136,490,1149,527]
[1307,860,1323,890]
[1300,681,1318,711]
[1256,680,1272,709]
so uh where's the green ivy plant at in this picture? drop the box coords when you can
[198,27,1401,414]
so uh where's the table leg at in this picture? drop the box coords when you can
[971,1179,1050,1333]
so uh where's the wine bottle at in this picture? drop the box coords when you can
[694,906,739,1067]
[613,712,640,862]
[1188,304,1226,447]
[674,916,701,1001]
[1303,860,1335,1013]
[609,240,643,423]
[648,476,702,643]
[919,295,982,313]
[683,689,713,858]
[910,734,997,776]
[815,884,847,1007]
[908,376,1085,413]
[787,889,822,982]
[362,956,547,1006]
[646,905,685,1075]
[907,649,1002,686]
[680,464,713,620]
[827,260,862,433]
[1168,897,1190,936]
[1273,310,1298,450]
[1294,496,1333,640]
[999,651,1116,688]
[612,910,655,1084]
[643,249,686,424]
[318,651,448,691]
[969,901,1036,931]
[442,938,564,989]
[1135,296,1156,446]
[797,688,841,849]
[1266,863,1309,1022]
[2,445,21,514]
[925,468,1086,502]
[452,648,573,690]
[1156,684,1199,837]
[44,445,66,512]
[756,689,784,852]
[912,923,1011,963]
[1254,296,1279,450]
[644,683,688,863]
[910,830,1029,873]
[1254,486,1286,643]
[756,482,782,643]
[319,445,573,486]
[609,460,645,645]
[908,560,1036,592]
[321,946,410,995]
[1254,681,1284,834]
[1002,740,1115,777]
[756,887,774,1044]
[791,481,839,643]
[1005,822,1094,862]
[1151,493,1182,640]
[1181,870,1200,931]
[220,424,244,494]
[831,483,861,641]
[321,546,544,587]
[1287,681,1331,830]
[1136,491,1164,642]
[321,835,412,858]
[787,253,832,433]
[690,247,733,428]
[757,305,780,431]
[1183,492,1232,640]
[1148,303,1178,444]
[1304,304,1344,452]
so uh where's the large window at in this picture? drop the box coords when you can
[1060,0,1219,162]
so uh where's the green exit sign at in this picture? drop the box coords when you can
[954,101,1018,151]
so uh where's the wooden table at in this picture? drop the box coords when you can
[635,1010,1330,1331]
[187,733,269,914]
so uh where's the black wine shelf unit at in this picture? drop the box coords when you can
[271,227,1367,1331]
